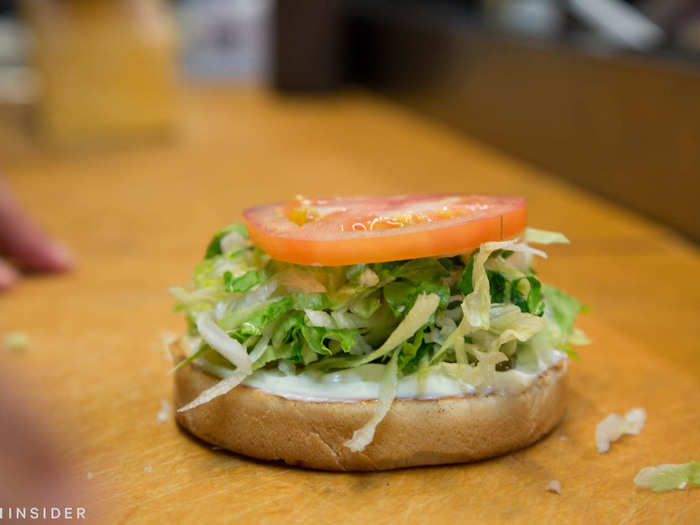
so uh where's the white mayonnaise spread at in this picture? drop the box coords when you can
[241,350,567,402]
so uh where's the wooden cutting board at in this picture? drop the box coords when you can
[1,88,698,524]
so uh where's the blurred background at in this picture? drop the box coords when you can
[0,1,699,520]
[0,0,697,237]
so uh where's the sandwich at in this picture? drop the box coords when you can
[170,194,587,471]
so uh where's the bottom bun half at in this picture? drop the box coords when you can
[175,360,567,471]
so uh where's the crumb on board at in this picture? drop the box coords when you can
[4,331,29,353]
[86,472,94,480]
[560,436,568,441]
[596,408,646,453]
[157,399,171,423]
[546,480,562,494]
[144,465,153,473]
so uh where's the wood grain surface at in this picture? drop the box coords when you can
[0,88,698,524]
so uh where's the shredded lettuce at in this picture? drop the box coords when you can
[223,270,266,293]
[358,292,440,365]
[196,312,251,373]
[276,268,327,293]
[176,312,253,412]
[350,295,381,319]
[542,284,590,357]
[542,285,582,335]
[229,297,292,337]
[3,331,29,353]
[177,367,251,412]
[172,224,588,450]
[634,462,700,492]
[169,286,225,311]
[524,227,570,245]
[383,279,449,317]
[204,223,249,259]
[344,348,400,452]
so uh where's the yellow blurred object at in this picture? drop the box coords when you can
[21,0,177,148]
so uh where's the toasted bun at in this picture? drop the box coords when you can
[175,358,566,471]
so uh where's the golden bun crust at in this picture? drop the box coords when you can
[175,359,566,471]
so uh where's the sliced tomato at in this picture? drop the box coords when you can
[243,194,527,266]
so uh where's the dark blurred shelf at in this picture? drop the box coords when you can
[345,1,700,241]
[274,0,700,241]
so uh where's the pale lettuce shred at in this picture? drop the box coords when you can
[341,293,439,450]
[219,230,247,253]
[345,348,400,452]
[172,226,588,451]
[524,227,570,245]
[4,331,29,353]
[634,462,700,492]
[433,240,545,365]
[178,367,251,412]
[196,312,252,373]
[304,309,334,328]
[176,312,253,412]
[169,286,225,311]
[356,293,440,366]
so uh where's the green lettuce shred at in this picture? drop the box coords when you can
[542,284,582,335]
[171,225,588,449]
[634,462,700,492]
[204,223,248,259]
[524,227,570,245]
[3,331,29,353]
[223,270,266,293]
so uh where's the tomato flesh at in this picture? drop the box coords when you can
[243,194,526,266]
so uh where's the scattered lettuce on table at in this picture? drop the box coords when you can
[171,224,588,449]
[634,462,700,492]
